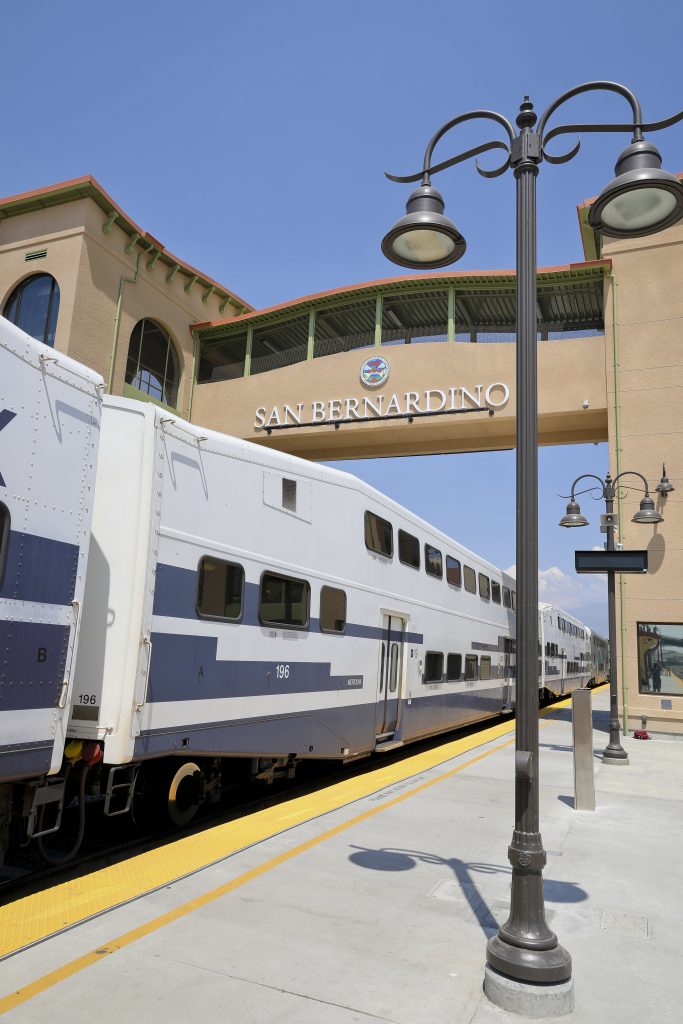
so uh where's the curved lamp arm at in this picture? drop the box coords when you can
[567,472,606,500]
[613,469,652,495]
[385,109,516,186]
[538,81,683,165]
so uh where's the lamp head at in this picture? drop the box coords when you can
[381,184,466,269]
[559,500,589,528]
[655,464,675,496]
[632,495,664,524]
[588,139,683,239]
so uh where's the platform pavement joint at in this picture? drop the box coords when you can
[1,689,682,1024]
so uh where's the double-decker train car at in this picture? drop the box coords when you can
[0,319,101,859]
[1,326,607,861]
[588,630,609,686]
[539,603,593,698]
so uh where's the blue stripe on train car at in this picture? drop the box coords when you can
[147,632,365,702]
[0,620,70,710]
[0,741,54,782]
[133,685,505,761]
[152,564,423,644]
[0,531,79,606]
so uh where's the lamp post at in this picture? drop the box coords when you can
[380,83,683,1014]
[559,469,670,763]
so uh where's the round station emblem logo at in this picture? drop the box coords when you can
[359,355,390,388]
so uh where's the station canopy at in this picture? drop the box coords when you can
[194,262,608,384]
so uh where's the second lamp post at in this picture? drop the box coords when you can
[560,469,670,762]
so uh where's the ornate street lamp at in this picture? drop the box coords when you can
[381,82,683,1016]
[560,472,666,764]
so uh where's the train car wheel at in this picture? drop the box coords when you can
[166,762,202,826]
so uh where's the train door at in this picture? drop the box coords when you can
[375,614,406,739]
[502,637,514,708]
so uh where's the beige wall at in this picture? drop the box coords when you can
[0,197,242,419]
[191,334,608,459]
[602,220,683,735]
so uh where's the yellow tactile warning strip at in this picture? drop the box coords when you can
[0,691,585,1015]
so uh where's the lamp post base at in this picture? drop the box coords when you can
[602,745,629,765]
[484,965,575,1018]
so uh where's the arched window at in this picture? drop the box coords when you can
[125,319,179,408]
[4,273,60,347]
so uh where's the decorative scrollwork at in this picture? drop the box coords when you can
[385,109,515,185]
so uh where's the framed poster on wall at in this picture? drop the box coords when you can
[637,622,683,696]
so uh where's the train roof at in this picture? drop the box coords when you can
[105,394,511,582]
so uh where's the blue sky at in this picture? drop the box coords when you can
[4,0,682,634]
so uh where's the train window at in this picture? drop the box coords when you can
[480,656,492,680]
[0,502,9,586]
[465,654,478,680]
[446,556,461,587]
[447,653,462,680]
[464,566,476,593]
[491,581,501,604]
[320,586,346,633]
[282,478,297,512]
[511,592,516,611]
[398,530,420,568]
[389,643,400,692]
[365,511,393,557]
[197,557,244,620]
[424,651,443,683]
[425,544,443,579]
[478,574,490,600]
[259,572,310,629]
[502,586,511,608]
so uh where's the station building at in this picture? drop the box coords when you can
[0,174,680,736]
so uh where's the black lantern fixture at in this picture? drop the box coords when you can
[588,140,683,239]
[632,493,664,524]
[381,184,466,269]
[381,81,682,1017]
[558,500,589,528]
[655,464,675,496]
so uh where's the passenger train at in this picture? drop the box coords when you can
[0,319,607,863]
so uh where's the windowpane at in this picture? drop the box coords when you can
[398,530,420,568]
[446,556,461,587]
[511,592,516,611]
[260,572,310,628]
[478,574,490,600]
[465,654,478,680]
[446,653,462,680]
[320,586,346,633]
[424,651,443,683]
[463,566,476,593]
[364,511,393,557]
[480,656,492,680]
[4,273,60,347]
[425,544,443,578]
[503,586,511,608]
[197,558,244,619]
[389,643,399,692]
[125,319,179,407]
[0,502,10,585]
[491,581,501,604]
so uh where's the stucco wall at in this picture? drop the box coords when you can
[602,219,683,735]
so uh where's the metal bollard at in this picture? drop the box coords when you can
[572,688,596,811]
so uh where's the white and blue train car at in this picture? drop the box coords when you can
[69,397,518,817]
[0,318,101,849]
[539,603,592,697]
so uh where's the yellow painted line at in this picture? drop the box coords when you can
[0,695,578,963]
[0,737,515,1015]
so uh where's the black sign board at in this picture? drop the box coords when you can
[575,550,648,574]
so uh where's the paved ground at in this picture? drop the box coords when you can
[1,690,682,1023]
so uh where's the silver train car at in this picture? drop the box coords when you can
[0,324,606,859]
[0,319,101,857]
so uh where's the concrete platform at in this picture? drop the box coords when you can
[1,689,682,1023]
